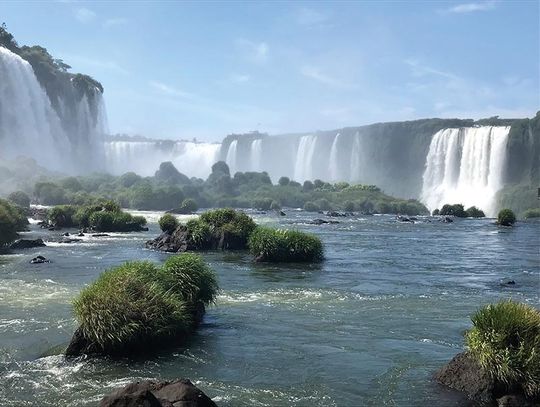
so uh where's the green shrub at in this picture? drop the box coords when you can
[303,201,320,212]
[73,261,189,352]
[523,208,540,219]
[497,209,516,226]
[315,198,332,211]
[0,199,28,246]
[466,206,485,218]
[159,213,179,233]
[48,205,77,228]
[432,208,440,216]
[440,203,467,217]
[466,300,540,397]
[179,198,198,214]
[7,191,30,207]
[73,205,102,228]
[89,210,147,232]
[248,226,324,263]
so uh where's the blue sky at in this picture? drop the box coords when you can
[2,0,539,141]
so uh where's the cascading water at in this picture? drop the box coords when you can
[421,126,510,216]
[225,140,238,175]
[293,135,318,182]
[250,139,263,171]
[0,47,70,171]
[349,132,361,183]
[328,133,341,181]
[104,140,220,178]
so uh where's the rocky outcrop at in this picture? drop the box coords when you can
[99,379,217,407]
[146,225,246,253]
[9,238,46,249]
[30,255,49,264]
[435,352,538,406]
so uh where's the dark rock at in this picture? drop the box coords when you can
[77,232,85,237]
[58,238,82,244]
[62,232,70,236]
[326,211,347,217]
[279,210,286,216]
[141,226,149,231]
[9,238,46,250]
[65,327,101,357]
[435,352,537,406]
[30,255,50,264]
[99,379,216,407]
[308,219,340,225]
[440,216,454,223]
[92,233,110,237]
[397,215,413,222]
[505,280,516,285]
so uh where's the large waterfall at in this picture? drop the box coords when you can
[421,126,510,216]
[0,46,107,172]
[104,140,220,179]
[293,135,318,181]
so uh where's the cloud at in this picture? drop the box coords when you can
[103,18,128,28]
[230,74,250,83]
[445,1,496,14]
[61,54,130,75]
[149,81,193,98]
[296,8,328,26]
[300,65,347,88]
[404,59,458,80]
[236,39,269,64]
[75,8,96,23]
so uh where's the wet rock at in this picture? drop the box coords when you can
[77,232,85,237]
[30,255,49,264]
[397,215,413,222]
[99,379,217,407]
[279,210,286,216]
[58,238,82,244]
[92,233,110,237]
[62,232,70,237]
[9,238,46,249]
[308,219,340,225]
[326,211,347,217]
[435,352,537,406]
[440,216,453,223]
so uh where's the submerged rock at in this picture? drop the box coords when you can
[434,352,538,406]
[308,218,340,225]
[99,379,217,407]
[30,255,49,264]
[9,238,46,249]
[92,233,110,237]
[58,238,82,244]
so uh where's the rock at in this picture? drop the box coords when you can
[279,210,286,216]
[9,238,46,250]
[58,238,82,244]
[505,280,516,285]
[77,232,85,237]
[99,379,217,407]
[30,255,49,264]
[435,352,537,405]
[308,218,340,225]
[92,233,110,237]
[397,215,413,222]
[440,216,453,223]
[62,232,70,236]
[141,226,149,231]
[326,211,347,217]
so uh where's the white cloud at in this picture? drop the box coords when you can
[230,74,250,83]
[404,59,458,80]
[75,8,96,23]
[149,81,193,98]
[300,65,346,88]
[103,18,128,28]
[445,1,496,14]
[60,54,129,75]
[236,39,269,64]
[296,8,328,26]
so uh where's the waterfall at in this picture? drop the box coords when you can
[0,47,70,171]
[225,140,238,175]
[293,135,318,182]
[421,126,510,216]
[349,132,361,182]
[328,133,341,181]
[251,139,263,171]
[104,140,220,178]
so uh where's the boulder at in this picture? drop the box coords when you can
[30,255,50,264]
[326,211,347,217]
[99,379,216,407]
[92,233,110,237]
[308,219,340,225]
[435,352,538,406]
[9,238,46,249]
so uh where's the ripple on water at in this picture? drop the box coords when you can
[0,279,76,308]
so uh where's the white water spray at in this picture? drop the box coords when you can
[293,135,318,182]
[328,133,341,181]
[225,140,238,175]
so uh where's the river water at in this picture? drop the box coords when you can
[0,211,538,406]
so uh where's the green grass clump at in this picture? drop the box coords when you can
[465,206,485,218]
[523,208,540,219]
[0,199,28,246]
[192,208,256,244]
[497,208,516,226]
[48,205,77,227]
[88,209,146,232]
[73,254,218,353]
[466,300,540,397]
[248,226,324,263]
[159,213,179,233]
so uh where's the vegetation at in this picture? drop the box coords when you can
[439,204,467,217]
[7,191,30,208]
[178,198,198,214]
[466,300,540,398]
[248,227,324,263]
[432,209,440,216]
[159,213,179,233]
[523,208,540,219]
[0,199,28,246]
[496,184,539,219]
[72,254,218,353]
[497,209,516,226]
[47,201,147,231]
[465,206,485,218]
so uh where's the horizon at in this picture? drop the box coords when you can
[2,0,539,141]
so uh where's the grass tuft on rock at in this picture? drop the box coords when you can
[72,254,218,353]
[248,226,324,263]
[497,208,516,226]
[159,213,179,233]
[466,300,540,398]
